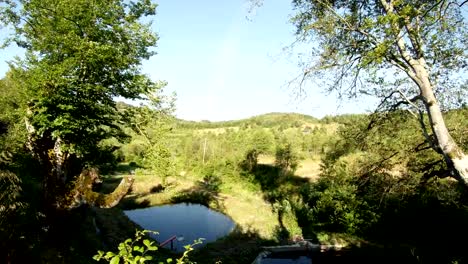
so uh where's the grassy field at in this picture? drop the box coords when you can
[104,171,288,239]
[258,154,322,181]
[295,157,322,181]
[98,161,311,263]
[96,115,328,263]
[195,127,241,135]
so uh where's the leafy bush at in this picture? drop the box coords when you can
[302,160,378,235]
[275,143,300,174]
[94,230,203,264]
[0,170,25,254]
[201,173,222,193]
[239,149,259,172]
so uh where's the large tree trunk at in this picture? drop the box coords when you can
[413,61,468,185]
[63,168,134,209]
[24,112,133,210]
[379,0,468,185]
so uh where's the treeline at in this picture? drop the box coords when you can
[175,112,319,130]
[296,108,468,263]
[116,104,468,262]
[3,88,468,262]
[117,110,337,174]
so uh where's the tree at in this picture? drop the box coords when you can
[128,85,177,186]
[0,0,159,209]
[0,73,28,163]
[289,0,468,185]
[249,128,275,154]
[275,143,300,174]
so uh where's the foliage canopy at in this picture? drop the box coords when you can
[290,0,468,184]
[0,0,161,209]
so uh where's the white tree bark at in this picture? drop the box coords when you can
[413,61,468,185]
[380,0,468,185]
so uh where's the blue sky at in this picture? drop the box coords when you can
[0,0,375,121]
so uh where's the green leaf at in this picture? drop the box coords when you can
[110,256,120,264]
[143,239,153,248]
[92,254,101,261]
[146,244,157,251]
[133,245,142,252]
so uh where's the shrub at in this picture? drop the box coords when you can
[275,143,300,174]
[94,230,203,264]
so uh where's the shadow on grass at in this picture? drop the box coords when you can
[242,163,316,239]
[171,176,225,211]
[113,162,140,174]
[246,164,309,199]
[190,225,276,264]
[119,196,152,209]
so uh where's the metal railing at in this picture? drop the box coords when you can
[159,235,178,250]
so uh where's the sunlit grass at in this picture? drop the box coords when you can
[107,166,296,240]
[258,154,322,181]
[257,154,275,165]
[195,126,240,135]
[98,159,312,264]
[295,157,322,181]
[220,184,279,239]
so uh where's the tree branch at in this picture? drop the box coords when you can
[380,0,420,75]
[396,90,443,154]
[63,168,134,209]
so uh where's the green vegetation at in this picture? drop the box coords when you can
[93,230,203,264]
[0,0,467,263]
[112,108,468,263]
[290,0,468,185]
[299,108,468,262]
[0,0,160,209]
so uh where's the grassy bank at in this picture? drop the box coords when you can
[96,157,321,263]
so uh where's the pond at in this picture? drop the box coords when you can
[257,251,312,264]
[124,203,235,252]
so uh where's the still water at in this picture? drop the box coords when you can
[260,253,312,264]
[124,203,235,252]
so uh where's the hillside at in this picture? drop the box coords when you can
[175,112,320,129]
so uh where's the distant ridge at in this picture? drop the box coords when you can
[115,101,370,127]
[175,112,320,129]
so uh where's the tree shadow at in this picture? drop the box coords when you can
[119,196,152,209]
[113,162,140,174]
[245,164,309,196]
[190,225,276,264]
[242,163,316,241]
[171,175,225,211]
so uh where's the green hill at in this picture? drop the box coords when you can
[175,112,320,129]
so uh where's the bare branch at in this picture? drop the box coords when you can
[396,90,443,154]
[64,168,134,209]
[414,141,433,152]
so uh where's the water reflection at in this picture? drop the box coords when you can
[124,203,235,252]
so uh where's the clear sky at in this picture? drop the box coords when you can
[0,0,376,121]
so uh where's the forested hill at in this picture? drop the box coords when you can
[116,100,371,129]
[174,112,321,129]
